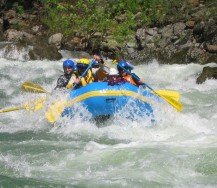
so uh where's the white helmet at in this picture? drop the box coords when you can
[109,68,118,75]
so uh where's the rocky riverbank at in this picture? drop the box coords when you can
[0,0,216,83]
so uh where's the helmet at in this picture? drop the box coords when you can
[109,68,118,76]
[78,58,90,65]
[77,63,88,70]
[63,59,75,69]
[77,58,90,71]
[117,60,134,72]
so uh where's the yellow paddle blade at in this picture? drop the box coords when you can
[160,95,183,112]
[45,100,67,123]
[33,97,46,111]
[21,81,48,93]
[24,97,46,111]
[0,97,46,114]
[155,90,180,102]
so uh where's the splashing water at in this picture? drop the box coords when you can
[0,55,217,187]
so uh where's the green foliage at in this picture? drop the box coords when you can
[41,0,184,45]
[16,5,24,15]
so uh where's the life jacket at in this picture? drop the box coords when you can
[94,66,110,81]
[77,58,94,86]
[123,74,137,86]
[80,69,94,86]
[66,74,78,89]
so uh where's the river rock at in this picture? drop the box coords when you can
[204,44,217,53]
[5,10,16,19]
[173,22,186,36]
[160,24,173,38]
[31,25,41,34]
[187,0,199,6]
[187,47,206,64]
[29,36,62,60]
[203,19,217,44]
[4,29,35,42]
[29,44,62,60]
[4,29,23,41]
[186,20,195,29]
[196,66,217,84]
[102,38,120,51]
[48,33,63,49]
[64,36,85,51]
[146,28,158,36]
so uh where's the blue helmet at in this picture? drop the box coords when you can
[63,59,75,69]
[117,60,134,72]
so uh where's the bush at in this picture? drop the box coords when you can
[41,0,184,45]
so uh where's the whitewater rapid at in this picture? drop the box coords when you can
[0,57,216,187]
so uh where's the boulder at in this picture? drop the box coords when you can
[4,29,23,41]
[203,19,217,44]
[29,36,62,60]
[196,66,217,84]
[187,0,200,6]
[204,44,217,53]
[160,24,173,38]
[146,28,158,36]
[173,22,186,36]
[64,36,85,51]
[187,47,207,64]
[186,20,195,29]
[48,33,63,49]
[29,43,62,60]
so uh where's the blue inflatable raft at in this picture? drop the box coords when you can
[61,82,159,121]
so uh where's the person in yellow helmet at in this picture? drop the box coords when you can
[76,58,94,87]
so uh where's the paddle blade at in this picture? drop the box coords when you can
[21,82,47,93]
[155,90,180,102]
[24,97,46,111]
[45,100,66,123]
[0,97,46,114]
[160,95,183,112]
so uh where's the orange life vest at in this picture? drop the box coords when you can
[123,74,137,86]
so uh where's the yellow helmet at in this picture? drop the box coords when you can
[79,58,90,65]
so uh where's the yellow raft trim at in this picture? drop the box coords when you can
[65,90,149,108]
[45,90,152,123]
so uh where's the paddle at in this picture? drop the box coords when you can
[1,82,47,114]
[0,106,26,113]
[21,78,180,102]
[154,90,180,102]
[112,61,180,102]
[21,81,49,93]
[118,65,183,111]
[0,97,46,114]
[45,60,95,123]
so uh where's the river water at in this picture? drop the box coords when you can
[0,53,216,187]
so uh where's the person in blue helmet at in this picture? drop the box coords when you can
[117,60,143,86]
[55,59,79,89]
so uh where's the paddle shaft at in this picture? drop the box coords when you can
[118,64,161,92]
[0,106,25,113]
[117,64,183,111]
[72,60,95,90]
